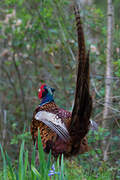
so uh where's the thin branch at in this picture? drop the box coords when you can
[1,110,7,147]
[12,52,27,121]
[1,65,18,98]
[97,101,120,113]
[57,19,76,62]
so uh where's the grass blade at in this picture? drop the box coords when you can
[18,141,24,180]
[24,150,28,179]
[0,144,7,180]
[5,152,15,180]
[31,165,41,178]
[61,154,64,180]
[38,128,50,179]
[31,145,36,180]
[47,150,51,169]
[38,129,45,170]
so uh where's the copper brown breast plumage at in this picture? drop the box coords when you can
[31,6,92,158]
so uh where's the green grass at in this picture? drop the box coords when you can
[0,130,116,180]
[0,129,64,180]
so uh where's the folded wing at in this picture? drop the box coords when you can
[35,111,70,142]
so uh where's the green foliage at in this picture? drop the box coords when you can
[0,134,117,180]
[0,132,66,180]
[1,128,120,179]
[0,130,120,180]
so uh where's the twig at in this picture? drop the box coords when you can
[12,52,27,121]
[2,110,7,147]
[91,79,102,97]
[96,101,120,113]
[1,65,18,98]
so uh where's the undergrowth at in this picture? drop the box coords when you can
[0,129,117,180]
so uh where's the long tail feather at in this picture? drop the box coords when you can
[69,6,92,140]
[74,6,86,68]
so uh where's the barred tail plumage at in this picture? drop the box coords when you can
[69,6,92,141]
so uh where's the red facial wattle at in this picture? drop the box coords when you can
[38,89,42,99]
[38,84,46,99]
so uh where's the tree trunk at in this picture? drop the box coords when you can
[75,0,93,7]
[102,0,114,161]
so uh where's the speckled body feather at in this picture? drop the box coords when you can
[31,6,92,158]
[31,102,89,157]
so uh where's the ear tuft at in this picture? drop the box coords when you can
[51,88,55,93]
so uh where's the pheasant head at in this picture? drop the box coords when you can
[38,84,55,105]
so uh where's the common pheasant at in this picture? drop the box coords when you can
[31,7,92,158]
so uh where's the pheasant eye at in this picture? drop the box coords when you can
[38,88,41,92]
